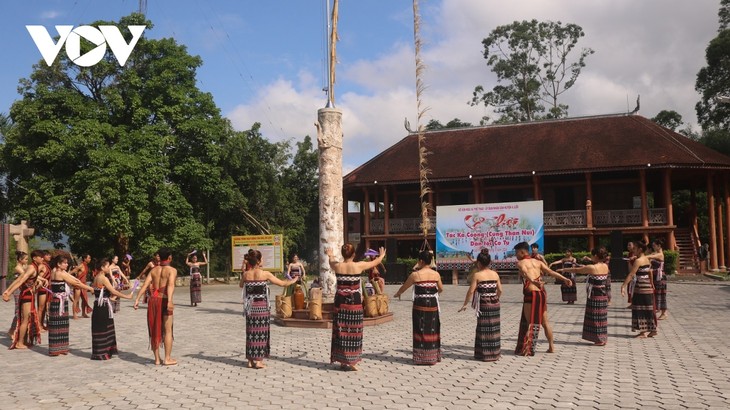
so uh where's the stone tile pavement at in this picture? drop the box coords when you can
[1,281,729,409]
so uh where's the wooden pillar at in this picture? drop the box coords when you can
[725,177,730,271]
[715,188,725,270]
[452,269,459,286]
[708,173,719,271]
[472,179,480,203]
[428,191,435,216]
[532,174,541,200]
[383,186,390,235]
[663,169,676,250]
[640,169,650,243]
[585,171,594,249]
[374,187,380,219]
[343,191,349,244]
[363,188,371,237]
[392,185,399,218]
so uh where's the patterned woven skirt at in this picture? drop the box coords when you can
[412,298,441,365]
[245,298,270,360]
[48,298,70,356]
[632,280,657,333]
[475,297,501,361]
[190,273,202,304]
[330,293,364,366]
[91,301,118,360]
[561,273,577,302]
[655,275,667,311]
[582,288,608,344]
[605,278,612,303]
[515,289,546,356]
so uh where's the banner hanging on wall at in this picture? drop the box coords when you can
[231,234,284,272]
[436,200,544,271]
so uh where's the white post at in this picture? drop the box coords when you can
[206,249,210,284]
[317,108,344,296]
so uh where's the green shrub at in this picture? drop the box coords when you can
[396,258,418,268]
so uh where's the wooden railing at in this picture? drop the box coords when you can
[545,208,667,228]
[369,217,436,234]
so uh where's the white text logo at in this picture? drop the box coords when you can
[26,25,146,67]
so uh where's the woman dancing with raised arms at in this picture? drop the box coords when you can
[459,249,502,361]
[187,251,207,307]
[326,244,386,371]
[558,247,610,346]
[239,249,296,369]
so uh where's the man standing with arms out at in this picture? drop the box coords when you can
[134,248,177,366]
[513,242,572,356]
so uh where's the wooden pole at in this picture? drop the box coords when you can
[640,169,649,243]
[663,169,676,250]
[708,173,718,271]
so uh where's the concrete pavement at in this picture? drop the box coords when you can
[1,281,729,409]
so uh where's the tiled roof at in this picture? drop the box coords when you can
[344,114,730,187]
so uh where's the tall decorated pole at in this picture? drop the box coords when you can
[317,0,342,295]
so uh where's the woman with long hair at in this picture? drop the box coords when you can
[559,247,611,346]
[621,241,658,338]
[394,250,444,365]
[47,254,94,356]
[647,239,668,320]
[459,249,502,361]
[187,251,207,307]
[7,251,28,336]
[239,249,296,369]
[90,258,132,360]
[325,244,386,371]
[625,241,637,307]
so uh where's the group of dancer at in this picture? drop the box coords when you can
[2,237,669,370]
[0,248,186,366]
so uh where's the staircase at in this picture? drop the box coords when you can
[675,228,700,274]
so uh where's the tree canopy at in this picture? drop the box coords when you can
[425,118,472,130]
[0,13,319,270]
[651,110,684,131]
[471,19,594,123]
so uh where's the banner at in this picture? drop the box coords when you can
[436,200,544,271]
[231,234,284,272]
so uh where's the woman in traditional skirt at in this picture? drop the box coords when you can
[549,249,578,304]
[91,258,132,360]
[186,251,207,307]
[109,255,130,313]
[559,247,610,346]
[69,254,93,319]
[459,249,502,361]
[7,251,28,336]
[621,241,658,338]
[326,244,386,371]
[2,250,47,349]
[48,255,94,356]
[647,239,668,320]
[239,249,296,369]
[394,250,444,365]
[625,241,637,307]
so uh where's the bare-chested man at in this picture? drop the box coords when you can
[134,248,177,366]
[513,241,572,356]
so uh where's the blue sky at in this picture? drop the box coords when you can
[0,1,722,171]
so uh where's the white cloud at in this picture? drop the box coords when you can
[225,0,720,170]
[40,10,62,20]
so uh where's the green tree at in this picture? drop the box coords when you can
[471,19,594,122]
[2,14,217,257]
[651,110,684,131]
[696,3,730,131]
[425,118,472,130]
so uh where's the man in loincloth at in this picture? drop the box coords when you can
[513,242,572,356]
[134,248,177,366]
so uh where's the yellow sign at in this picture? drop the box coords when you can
[231,234,284,272]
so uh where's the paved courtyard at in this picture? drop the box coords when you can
[1,280,729,409]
